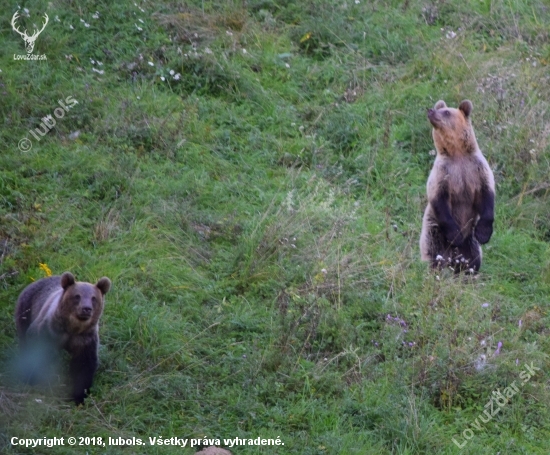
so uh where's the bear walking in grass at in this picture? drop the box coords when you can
[15,272,111,404]
[420,100,495,273]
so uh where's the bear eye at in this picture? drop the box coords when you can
[73,294,81,303]
[443,110,451,117]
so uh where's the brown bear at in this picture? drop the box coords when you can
[15,272,111,404]
[420,99,495,273]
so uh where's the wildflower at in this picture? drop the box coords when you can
[493,341,502,356]
[518,319,522,328]
[135,24,143,31]
[148,61,154,66]
[92,68,104,74]
[92,11,100,19]
[482,303,489,308]
[55,16,60,22]
[173,73,181,81]
[474,354,487,371]
[39,263,52,277]
[446,30,457,39]
[84,22,90,28]
[69,24,74,30]
[169,69,175,75]
[160,76,165,81]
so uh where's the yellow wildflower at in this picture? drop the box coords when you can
[39,263,52,277]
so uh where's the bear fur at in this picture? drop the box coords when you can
[420,99,495,273]
[15,272,111,404]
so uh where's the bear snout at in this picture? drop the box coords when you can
[427,108,439,126]
[78,305,93,320]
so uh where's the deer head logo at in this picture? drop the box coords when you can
[11,11,49,54]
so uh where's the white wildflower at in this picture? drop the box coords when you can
[446,30,457,39]
[148,61,154,66]
[474,354,487,371]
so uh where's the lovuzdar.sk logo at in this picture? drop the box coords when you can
[11,10,49,60]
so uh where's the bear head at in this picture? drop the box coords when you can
[59,272,111,334]
[427,100,477,157]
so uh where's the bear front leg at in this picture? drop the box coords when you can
[430,186,464,247]
[475,185,495,245]
[68,336,98,405]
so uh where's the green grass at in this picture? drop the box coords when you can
[1,0,550,453]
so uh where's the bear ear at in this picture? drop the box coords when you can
[459,100,473,118]
[96,277,111,295]
[434,100,447,110]
[61,272,76,290]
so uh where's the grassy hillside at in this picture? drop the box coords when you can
[1,0,550,453]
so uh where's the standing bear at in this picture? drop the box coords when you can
[420,99,495,273]
[15,272,111,404]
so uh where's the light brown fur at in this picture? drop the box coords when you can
[420,100,495,273]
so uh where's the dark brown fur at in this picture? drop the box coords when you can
[420,100,495,273]
[15,272,111,404]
